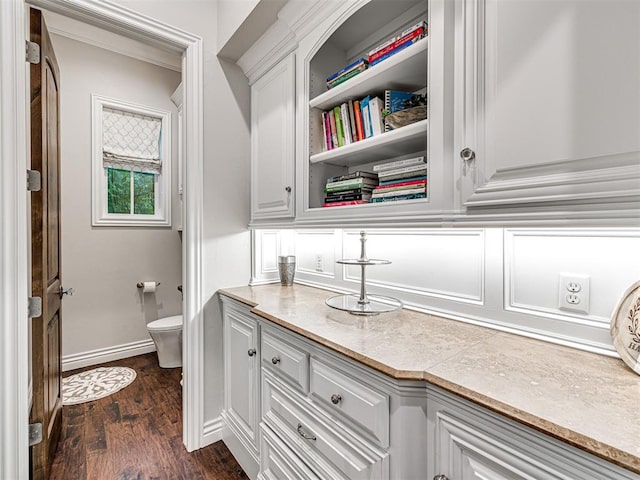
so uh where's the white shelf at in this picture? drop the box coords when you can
[309,119,427,167]
[309,37,428,111]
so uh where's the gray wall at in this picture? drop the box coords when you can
[51,34,184,364]
[113,0,253,425]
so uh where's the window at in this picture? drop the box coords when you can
[92,95,171,226]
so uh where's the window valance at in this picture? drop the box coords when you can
[102,107,162,174]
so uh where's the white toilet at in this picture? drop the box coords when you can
[147,315,183,368]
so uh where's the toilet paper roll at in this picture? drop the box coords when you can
[142,281,157,293]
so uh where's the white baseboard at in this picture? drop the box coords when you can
[202,415,224,447]
[62,338,156,372]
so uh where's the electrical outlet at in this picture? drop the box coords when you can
[315,254,323,272]
[558,274,590,313]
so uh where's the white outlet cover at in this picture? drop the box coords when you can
[558,273,590,314]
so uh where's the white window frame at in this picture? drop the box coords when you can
[91,94,171,226]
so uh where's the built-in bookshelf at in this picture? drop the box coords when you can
[306,0,429,212]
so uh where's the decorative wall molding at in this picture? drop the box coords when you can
[44,10,182,71]
[202,416,224,447]
[61,339,156,372]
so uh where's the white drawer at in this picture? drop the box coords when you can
[262,369,388,480]
[261,328,309,392]
[259,424,320,480]
[310,357,390,448]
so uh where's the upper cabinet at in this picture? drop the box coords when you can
[250,52,296,221]
[236,0,640,227]
[456,0,640,222]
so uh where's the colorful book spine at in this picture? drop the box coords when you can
[360,96,372,138]
[379,175,427,186]
[324,193,371,203]
[340,103,352,144]
[371,187,426,198]
[370,192,427,203]
[323,200,367,207]
[325,178,377,192]
[333,106,345,147]
[377,163,429,178]
[327,171,377,183]
[373,156,426,172]
[373,183,426,195]
[378,168,428,183]
[328,110,338,149]
[326,58,368,83]
[323,112,333,150]
[353,100,365,142]
[369,97,385,136]
[348,100,358,142]
[374,178,426,190]
[327,65,368,89]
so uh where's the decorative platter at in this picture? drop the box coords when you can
[610,280,640,375]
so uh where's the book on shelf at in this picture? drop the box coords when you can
[379,174,427,186]
[327,171,377,183]
[368,21,428,66]
[325,177,378,193]
[377,163,429,178]
[323,200,368,207]
[340,103,352,144]
[324,192,372,203]
[353,100,365,142]
[368,97,385,136]
[383,90,417,132]
[373,156,426,172]
[371,187,426,198]
[348,100,358,142]
[327,63,368,89]
[360,96,373,139]
[324,187,372,197]
[370,192,427,203]
[373,181,426,194]
[333,106,345,147]
[378,168,428,183]
[321,112,330,151]
[326,57,368,83]
[328,110,338,148]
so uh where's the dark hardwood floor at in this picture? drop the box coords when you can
[50,353,248,480]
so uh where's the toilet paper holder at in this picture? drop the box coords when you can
[137,282,161,288]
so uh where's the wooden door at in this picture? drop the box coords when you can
[30,8,62,479]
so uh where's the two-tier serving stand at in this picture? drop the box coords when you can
[326,231,403,315]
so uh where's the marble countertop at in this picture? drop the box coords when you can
[219,284,640,474]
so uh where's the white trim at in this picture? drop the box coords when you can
[0,2,205,473]
[0,0,29,478]
[91,94,172,226]
[202,416,224,447]
[61,339,156,372]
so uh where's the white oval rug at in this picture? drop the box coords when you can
[62,366,137,405]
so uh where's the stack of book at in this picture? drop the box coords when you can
[323,171,378,207]
[368,21,427,67]
[321,95,384,151]
[326,58,368,90]
[370,157,427,203]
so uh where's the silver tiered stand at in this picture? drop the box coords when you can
[326,231,403,315]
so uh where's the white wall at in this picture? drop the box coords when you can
[112,0,253,429]
[253,228,640,356]
[217,0,260,51]
[51,34,183,368]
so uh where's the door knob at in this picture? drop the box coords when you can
[247,348,256,357]
[285,186,292,193]
[330,394,342,405]
[433,475,449,480]
[59,286,74,298]
[271,356,280,364]
[460,147,476,162]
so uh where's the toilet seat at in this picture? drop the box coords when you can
[147,315,182,332]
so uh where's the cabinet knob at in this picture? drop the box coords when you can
[285,186,292,193]
[247,348,256,357]
[296,423,316,441]
[460,147,476,162]
[271,356,280,365]
[330,394,342,405]
[433,475,449,480]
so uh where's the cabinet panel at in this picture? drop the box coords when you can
[223,303,260,454]
[262,327,309,392]
[251,53,295,220]
[457,0,640,216]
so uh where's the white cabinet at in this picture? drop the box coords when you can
[427,386,640,480]
[250,52,296,221]
[455,0,640,219]
[221,297,261,477]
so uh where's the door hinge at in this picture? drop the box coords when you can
[26,41,40,64]
[28,297,42,318]
[29,423,43,446]
[27,169,41,192]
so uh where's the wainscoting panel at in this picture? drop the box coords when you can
[341,229,485,303]
[251,230,281,285]
[294,230,338,279]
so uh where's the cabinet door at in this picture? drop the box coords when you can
[251,52,295,220]
[456,0,640,219]
[223,305,260,452]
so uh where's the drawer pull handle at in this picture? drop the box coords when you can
[296,423,316,441]
[330,394,342,405]
[433,475,448,480]
[271,356,280,365]
[247,348,256,357]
